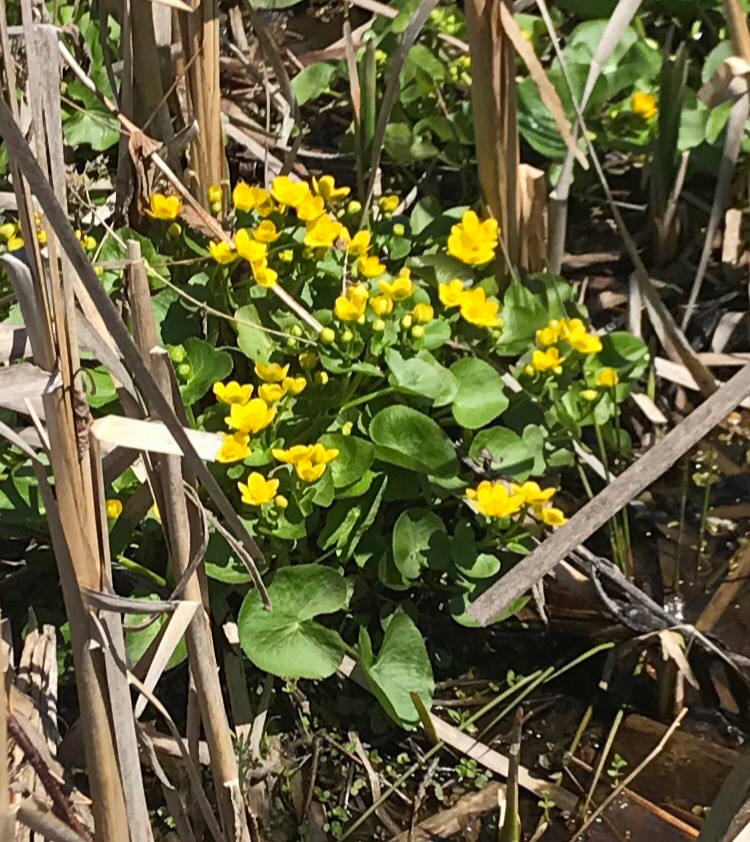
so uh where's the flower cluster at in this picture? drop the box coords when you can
[466,480,566,527]
[272,443,339,483]
[438,279,502,329]
[526,318,603,376]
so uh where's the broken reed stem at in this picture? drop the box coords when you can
[569,708,688,842]
[126,242,252,842]
[15,801,91,842]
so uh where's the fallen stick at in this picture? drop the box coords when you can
[468,362,750,626]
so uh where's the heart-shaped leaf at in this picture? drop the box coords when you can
[359,610,434,726]
[179,337,233,406]
[450,358,508,428]
[386,349,458,406]
[238,564,350,679]
[370,406,456,476]
[392,508,447,579]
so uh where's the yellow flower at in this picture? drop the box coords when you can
[259,383,285,404]
[535,321,559,347]
[378,195,400,214]
[304,214,344,249]
[7,237,24,252]
[358,255,386,279]
[559,318,586,341]
[209,240,240,264]
[335,285,369,321]
[531,347,563,373]
[255,361,290,382]
[538,506,567,527]
[252,262,278,288]
[235,229,268,264]
[569,332,602,355]
[370,294,393,316]
[226,399,276,434]
[313,175,351,202]
[379,270,414,301]
[83,235,97,251]
[412,303,434,324]
[208,184,222,204]
[597,367,619,388]
[238,472,279,506]
[459,287,501,328]
[511,481,556,506]
[466,481,524,519]
[296,194,325,222]
[233,184,274,215]
[271,175,310,208]
[273,444,314,464]
[295,459,327,482]
[37,230,47,245]
[216,432,250,463]
[294,443,339,482]
[438,279,465,308]
[253,220,280,243]
[447,210,498,265]
[631,91,657,121]
[106,499,123,519]
[0,222,17,241]
[347,230,371,257]
[213,381,253,405]
[147,193,182,221]
[282,376,307,395]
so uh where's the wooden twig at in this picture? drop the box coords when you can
[7,714,95,842]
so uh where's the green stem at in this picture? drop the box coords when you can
[340,386,395,412]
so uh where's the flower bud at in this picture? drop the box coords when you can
[299,351,318,369]
[341,421,353,436]
[169,345,186,364]
[208,184,222,205]
[410,325,425,339]
[84,235,97,251]
[346,200,362,216]
[523,364,534,377]
[401,314,413,330]
[279,249,294,262]
[167,222,182,238]
[177,363,192,380]
[210,201,222,216]
[373,318,386,333]
[392,223,405,237]
[341,329,353,343]
[581,389,598,402]
[275,494,289,510]
[320,327,336,345]
[290,324,303,337]
[94,266,104,277]
[315,371,329,386]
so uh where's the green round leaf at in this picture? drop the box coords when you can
[370,406,457,476]
[179,337,233,406]
[320,434,375,488]
[238,565,350,679]
[291,63,336,105]
[386,349,458,406]
[469,427,534,479]
[235,304,274,363]
[392,508,446,579]
[450,358,508,428]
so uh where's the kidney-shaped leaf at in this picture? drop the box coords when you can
[370,406,456,476]
[180,337,233,406]
[392,508,447,579]
[450,358,508,428]
[386,349,458,406]
[361,611,434,727]
[238,564,350,679]
[469,426,536,480]
[320,433,375,489]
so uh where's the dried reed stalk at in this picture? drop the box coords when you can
[127,244,254,842]
[464,0,519,279]
[179,0,226,205]
[0,15,131,839]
